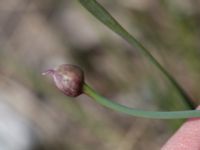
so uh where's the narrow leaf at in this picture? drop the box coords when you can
[78,0,195,109]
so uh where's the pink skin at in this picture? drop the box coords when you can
[162,106,200,150]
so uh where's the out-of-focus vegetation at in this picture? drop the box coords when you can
[0,0,200,149]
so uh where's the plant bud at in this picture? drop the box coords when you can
[42,64,84,97]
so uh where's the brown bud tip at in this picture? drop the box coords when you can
[42,64,84,97]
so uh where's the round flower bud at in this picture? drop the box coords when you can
[42,64,84,97]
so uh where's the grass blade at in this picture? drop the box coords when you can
[78,0,195,109]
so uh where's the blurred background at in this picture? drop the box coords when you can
[0,0,200,149]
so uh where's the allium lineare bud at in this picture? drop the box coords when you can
[42,64,84,97]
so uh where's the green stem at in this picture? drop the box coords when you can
[83,84,199,119]
[79,0,195,109]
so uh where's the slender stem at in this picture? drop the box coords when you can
[83,84,200,119]
[79,0,195,109]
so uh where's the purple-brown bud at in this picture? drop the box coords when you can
[42,64,84,97]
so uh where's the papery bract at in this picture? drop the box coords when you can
[43,64,84,97]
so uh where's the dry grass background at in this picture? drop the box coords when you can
[0,0,200,149]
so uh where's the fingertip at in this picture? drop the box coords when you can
[162,106,200,150]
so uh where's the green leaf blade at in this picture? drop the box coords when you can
[79,0,195,109]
